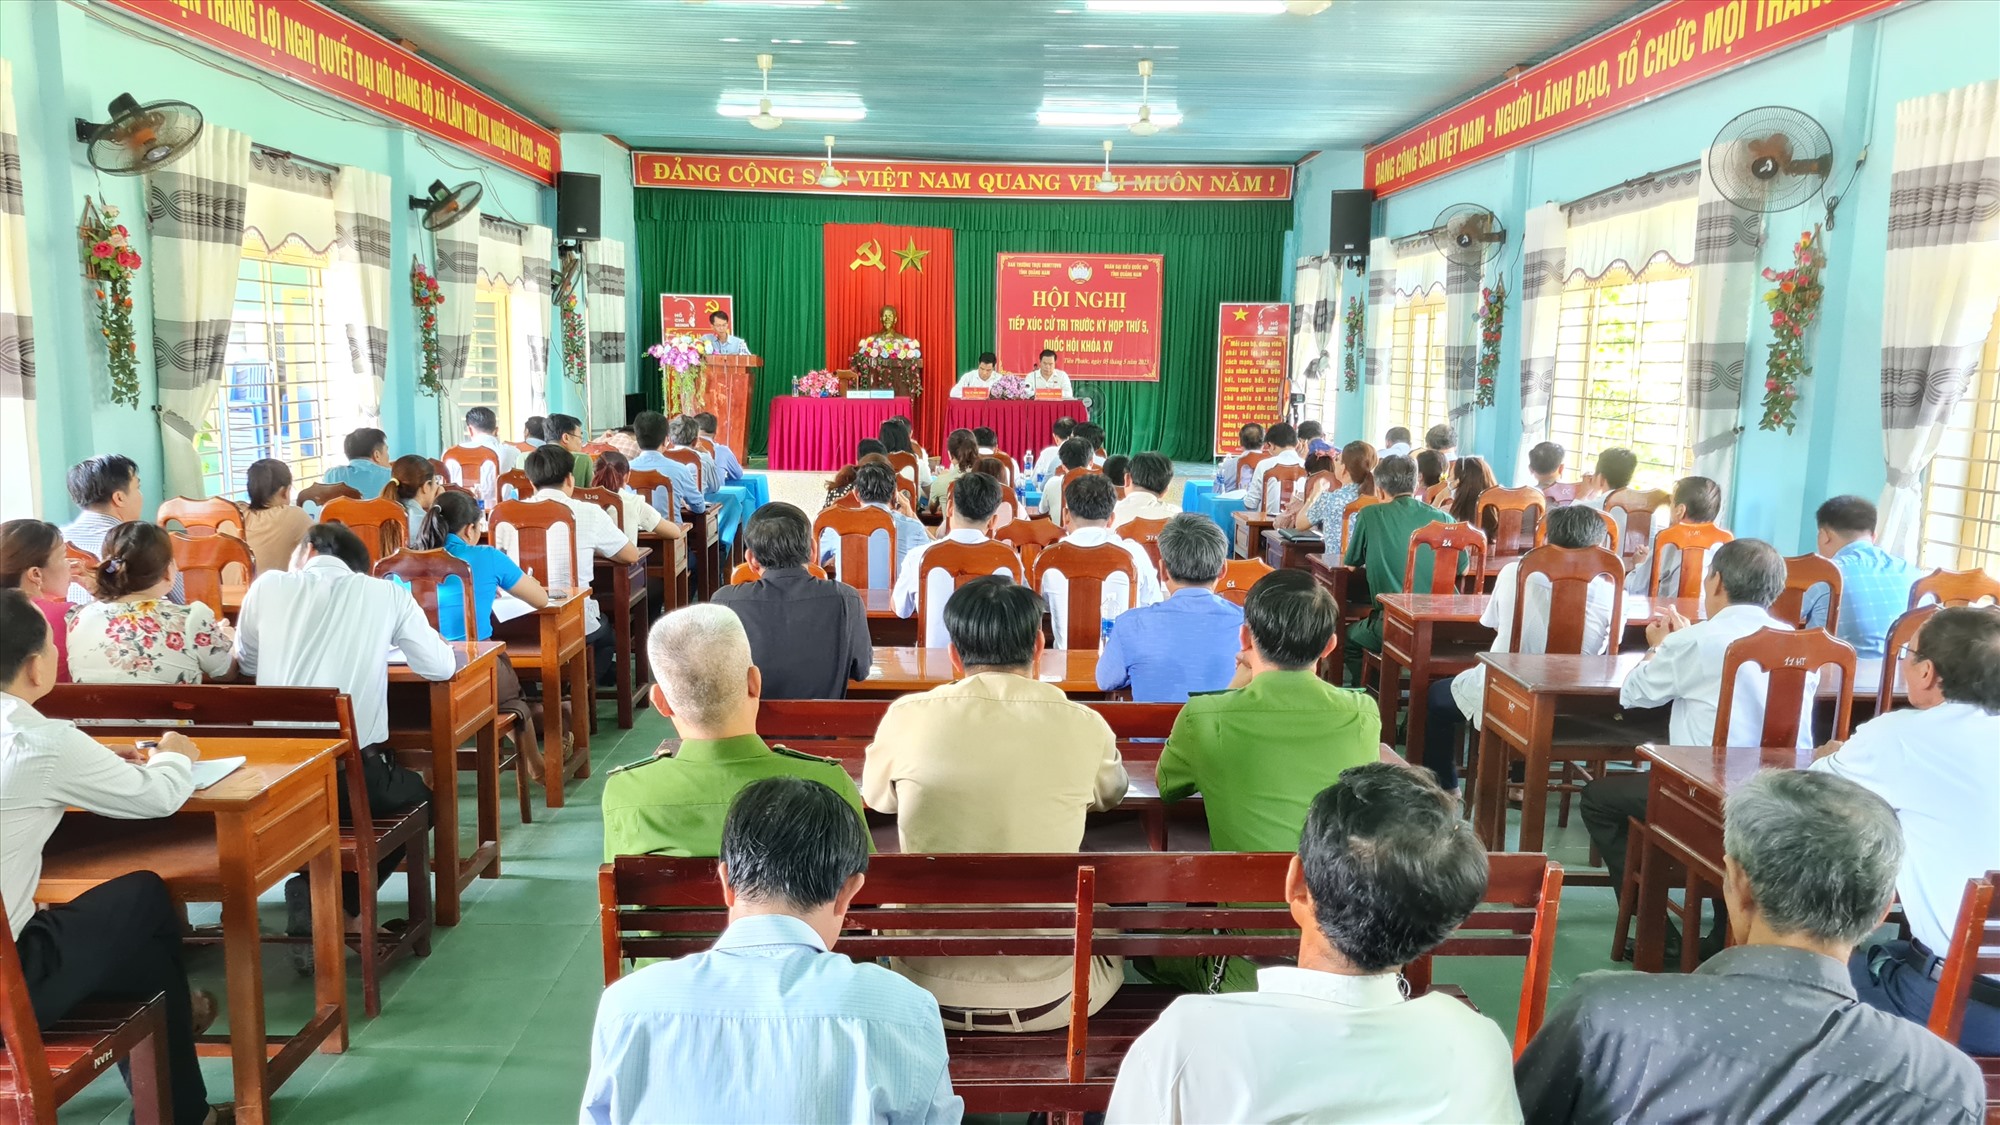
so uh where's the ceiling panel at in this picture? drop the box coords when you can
[334,0,1650,164]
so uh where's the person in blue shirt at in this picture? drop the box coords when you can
[1096,513,1245,702]
[582,776,961,1125]
[820,462,930,590]
[1801,495,1922,657]
[628,411,706,515]
[320,427,393,500]
[703,309,750,356]
[694,411,745,483]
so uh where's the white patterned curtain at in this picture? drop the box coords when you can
[1688,142,1766,519]
[329,166,391,433]
[0,58,37,519]
[1290,255,1338,396]
[430,201,481,441]
[516,225,553,417]
[1443,255,1481,453]
[1361,237,1397,442]
[147,124,251,499]
[1515,203,1567,484]
[1878,79,2000,558]
[583,238,628,431]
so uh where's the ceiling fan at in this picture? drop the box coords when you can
[1130,59,1162,137]
[746,54,782,131]
[816,135,846,189]
[1096,140,1120,194]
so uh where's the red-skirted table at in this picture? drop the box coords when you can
[767,396,913,471]
[943,399,1088,463]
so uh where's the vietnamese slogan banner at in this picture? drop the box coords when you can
[101,0,560,184]
[995,254,1164,382]
[1365,0,1904,195]
[635,151,1290,202]
[661,294,733,336]
[1213,303,1290,457]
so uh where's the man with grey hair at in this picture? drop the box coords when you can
[1096,513,1244,702]
[601,604,865,860]
[1517,769,1984,1123]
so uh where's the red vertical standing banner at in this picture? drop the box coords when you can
[822,224,957,450]
[1213,303,1291,456]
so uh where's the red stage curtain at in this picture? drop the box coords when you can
[822,223,957,450]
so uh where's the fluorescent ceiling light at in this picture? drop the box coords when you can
[1037,100,1182,129]
[718,92,866,122]
[1085,0,1287,13]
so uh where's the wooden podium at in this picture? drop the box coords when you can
[700,355,759,457]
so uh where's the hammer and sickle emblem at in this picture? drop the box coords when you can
[850,239,885,272]
[704,299,722,315]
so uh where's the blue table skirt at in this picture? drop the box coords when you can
[1182,480,1240,537]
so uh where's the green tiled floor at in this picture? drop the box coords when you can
[57,706,1631,1124]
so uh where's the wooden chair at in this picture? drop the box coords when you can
[1584,507,1621,555]
[573,486,626,533]
[1478,486,1547,556]
[1120,517,1170,582]
[1647,522,1733,598]
[914,539,1023,647]
[1606,488,1671,561]
[1773,553,1843,632]
[994,518,1063,577]
[813,504,898,590]
[659,451,723,601]
[580,442,616,457]
[495,469,535,504]
[990,451,1020,488]
[507,441,535,454]
[35,684,431,1019]
[894,474,921,514]
[1875,604,1940,715]
[156,495,244,538]
[490,500,578,593]
[488,498,593,793]
[625,470,678,520]
[63,543,98,574]
[1928,872,2000,1106]
[1911,566,2000,608]
[295,481,360,512]
[886,451,921,488]
[1256,463,1308,518]
[1217,558,1272,606]
[0,922,171,1125]
[1423,481,1450,507]
[1405,521,1488,595]
[168,531,253,617]
[728,562,827,584]
[442,445,501,506]
[1231,450,1270,492]
[1032,541,1140,651]
[1507,545,1628,841]
[1337,492,1383,544]
[695,437,716,456]
[319,496,408,565]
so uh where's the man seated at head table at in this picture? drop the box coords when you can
[951,350,999,398]
[819,462,929,592]
[1110,451,1180,529]
[1341,453,1452,684]
[890,471,1016,650]
[1144,568,1381,993]
[863,577,1128,1033]
[717,503,872,702]
[1096,513,1243,703]
[1801,494,1923,657]
[61,453,183,604]
[582,777,958,1125]
[1517,770,1986,1124]
[1425,505,1620,798]
[1623,474,1725,596]
[1038,472,1160,649]
[1812,604,2000,1055]
[1108,764,1521,1124]
[601,605,865,860]
[0,590,224,1125]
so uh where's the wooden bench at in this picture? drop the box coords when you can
[601,850,1562,1119]
[0,923,170,1124]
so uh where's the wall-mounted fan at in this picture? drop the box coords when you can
[75,93,203,174]
[1709,106,1833,213]
[552,243,583,305]
[409,179,482,231]
[1431,203,1507,268]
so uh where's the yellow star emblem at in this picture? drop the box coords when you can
[1233,307,1249,320]
[893,237,931,273]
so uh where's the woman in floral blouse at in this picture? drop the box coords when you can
[68,521,235,685]
[1298,441,1381,559]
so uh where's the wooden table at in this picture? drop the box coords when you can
[1632,742,1812,972]
[1263,529,1324,573]
[1231,508,1272,560]
[386,640,503,927]
[37,737,347,1125]
[863,587,917,647]
[594,550,653,729]
[494,588,591,806]
[849,647,1104,698]
[637,527,690,616]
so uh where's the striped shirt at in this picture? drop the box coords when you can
[1801,539,1922,658]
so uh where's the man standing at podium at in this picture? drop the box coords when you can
[952,352,998,398]
[705,310,749,356]
[1032,349,1073,398]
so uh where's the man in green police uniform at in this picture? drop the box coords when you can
[603,604,866,861]
[1146,569,1382,993]
[1342,452,1452,684]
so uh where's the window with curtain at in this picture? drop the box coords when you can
[1920,304,2000,571]
[198,235,333,497]
[459,282,516,438]
[1548,259,1695,490]
[1388,290,1449,434]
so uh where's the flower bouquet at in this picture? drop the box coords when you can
[649,333,714,414]
[851,334,924,396]
[988,373,1034,401]
[794,369,840,398]
[82,199,143,407]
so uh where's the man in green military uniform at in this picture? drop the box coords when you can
[603,604,867,861]
[1342,452,1452,684]
[1146,569,1383,993]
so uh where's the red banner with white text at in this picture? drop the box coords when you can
[1365,0,1904,195]
[994,254,1164,382]
[1213,304,1290,457]
[636,151,1290,201]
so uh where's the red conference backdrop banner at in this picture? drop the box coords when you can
[994,254,1163,382]
[821,224,958,446]
[100,0,559,184]
[635,151,1291,201]
[661,294,733,336]
[1213,303,1290,457]
[1365,0,1904,195]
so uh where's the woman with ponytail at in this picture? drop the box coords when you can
[242,458,312,575]
[589,449,680,549]
[69,521,235,684]
[1298,441,1382,558]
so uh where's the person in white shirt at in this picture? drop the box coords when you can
[1816,605,2000,1054]
[1037,436,1095,522]
[1581,538,1810,888]
[517,445,644,677]
[1075,421,1109,468]
[590,450,685,551]
[891,471,1017,649]
[1038,473,1160,648]
[1245,421,1306,516]
[1623,475,1725,596]
[1105,762,1522,1124]
[454,405,518,479]
[1030,348,1073,398]
[1110,452,1181,529]
[1426,507,1619,795]
[0,590,220,1125]
[1030,415,1078,483]
[234,522,458,950]
[1379,425,1413,459]
[952,351,999,398]
[1215,423,1267,494]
